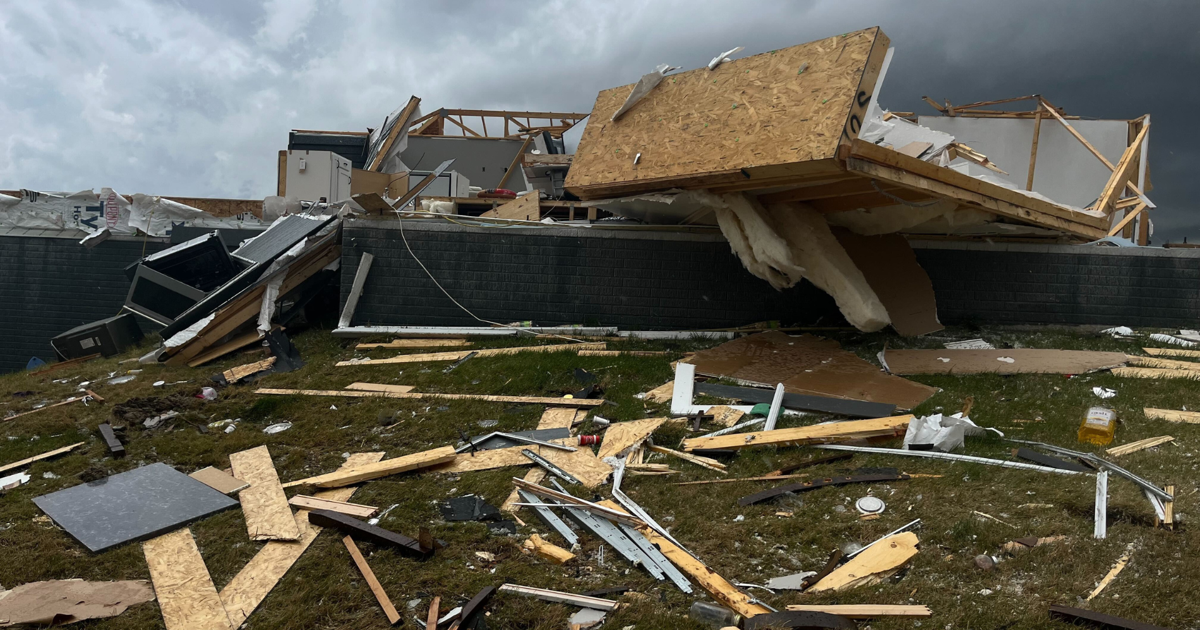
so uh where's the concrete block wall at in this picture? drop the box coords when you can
[0,235,167,373]
[340,219,839,330]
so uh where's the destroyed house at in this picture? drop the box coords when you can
[0,26,1192,374]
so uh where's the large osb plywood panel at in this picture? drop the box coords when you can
[566,27,889,197]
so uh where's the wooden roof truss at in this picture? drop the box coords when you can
[408,108,589,140]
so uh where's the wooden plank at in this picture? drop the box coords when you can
[31,353,100,376]
[808,532,919,592]
[673,474,809,486]
[566,28,888,199]
[288,495,377,518]
[681,415,912,452]
[256,387,604,408]
[1107,201,1148,237]
[648,445,726,472]
[367,96,420,172]
[356,339,470,349]
[0,442,85,476]
[143,528,234,630]
[312,511,430,558]
[498,584,617,611]
[1142,346,1200,358]
[577,350,671,357]
[1112,367,1200,381]
[187,330,265,367]
[497,135,534,190]
[1038,100,1148,202]
[848,138,1108,228]
[345,382,416,394]
[521,153,573,166]
[335,342,606,366]
[524,534,575,564]
[1144,407,1200,424]
[1026,109,1042,190]
[230,445,302,541]
[4,391,101,421]
[284,446,457,489]
[1106,436,1173,457]
[343,536,402,624]
[785,605,931,618]
[1087,549,1131,601]
[277,150,287,196]
[1127,356,1200,371]
[222,357,276,384]
[189,467,249,494]
[219,453,384,626]
[426,596,441,630]
[479,192,541,221]
[1048,605,1168,630]
[1095,124,1150,212]
[338,252,374,329]
[597,418,667,459]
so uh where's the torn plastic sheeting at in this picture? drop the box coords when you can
[707,46,744,70]
[0,188,265,238]
[163,313,217,349]
[610,64,678,122]
[903,413,1002,452]
[256,236,308,333]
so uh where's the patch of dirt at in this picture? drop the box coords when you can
[110,393,201,424]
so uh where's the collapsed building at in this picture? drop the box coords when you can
[0,26,1184,373]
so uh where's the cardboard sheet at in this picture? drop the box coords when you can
[834,229,942,336]
[882,349,1128,375]
[687,331,936,409]
[0,579,154,627]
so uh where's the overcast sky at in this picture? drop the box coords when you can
[2,1,1198,241]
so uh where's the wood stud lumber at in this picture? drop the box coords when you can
[256,387,604,407]
[1144,408,1200,424]
[785,605,931,619]
[1106,436,1174,457]
[342,536,402,624]
[807,532,920,592]
[681,415,912,452]
[0,442,85,476]
[287,495,378,518]
[336,342,607,366]
[229,445,302,541]
[497,584,618,611]
[284,445,457,488]
[524,534,575,564]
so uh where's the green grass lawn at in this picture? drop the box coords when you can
[0,326,1195,629]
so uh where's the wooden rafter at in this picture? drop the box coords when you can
[1037,97,1150,205]
[407,108,588,139]
[1107,202,1148,238]
[1095,122,1150,212]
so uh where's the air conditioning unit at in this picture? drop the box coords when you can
[52,313,144,360]
[285,150,352,202]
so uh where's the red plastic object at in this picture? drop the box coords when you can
[477,188,518,199]
[578,435,600,446]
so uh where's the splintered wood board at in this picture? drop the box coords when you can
[356,338,470,349]
[1128,356,1200,371]
[229,446,302,541]
[1106,436,1174,457]
[343,536,402,624]
[785,605,931,618]
[597,417,667,459]
[219,452,384,626]
[537,408,585,430]
[435,442,612,488]
[808,532,919,592]
[598,501,769,617]
[223,357,276,383]
[189,466,249,494]
[681,415,912,451]
[335,342,607,366]
[709,405,745,427]
[255,388,604,408]
[643,380,674,404]
[344,382,416,394]
[1112,367,1200,381]
[0,442,85,476]
[1145,408,1200,424]
[288,495,378,518]
[143,528,234,630]
[479,192,540,221]
[1143,347,1200,359]
[565,27,890,198]
[283,446,457,489]
[883,349,1128,374]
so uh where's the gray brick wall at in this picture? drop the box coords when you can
[913,241,1200,328]
[0,235,167,373]
[340,219,838,330]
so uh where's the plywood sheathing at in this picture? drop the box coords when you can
[643,380,675,404]
[687,331,936,409]
[834,229,943,336]
[143,529,235,630]
[219,452,385,627]
[882,349,1128,375]
[597,418,668,460]
[229,445,302,542]
[565,27,890,199]
[536,407,586,431]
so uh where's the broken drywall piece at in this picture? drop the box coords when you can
[0,579,155,627]
[611,63,679,121]
[881,349,1128,375]
[568,607,607,628]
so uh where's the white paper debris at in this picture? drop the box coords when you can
[1093,387,1117,399]
[1101,326,1134,337]
[996,356,1016,363]
[263,422,293,434]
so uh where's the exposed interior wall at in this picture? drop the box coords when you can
[401,136,529,190]
[917,116,1130,208]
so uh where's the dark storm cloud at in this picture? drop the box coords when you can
[1,1,1196,239]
